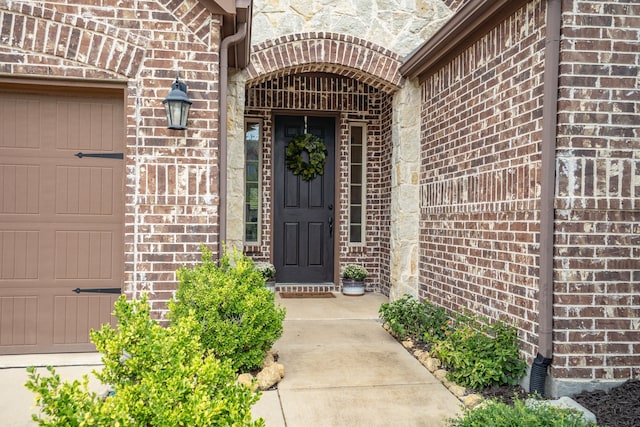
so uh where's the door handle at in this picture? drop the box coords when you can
[328,217,333,238]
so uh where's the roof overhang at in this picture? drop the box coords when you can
[199,0,252,69]
[400,0,530,82]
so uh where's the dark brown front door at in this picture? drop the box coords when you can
[274,115,335,283]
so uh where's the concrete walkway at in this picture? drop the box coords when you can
[253,292,462,426]
[0,292,462,426]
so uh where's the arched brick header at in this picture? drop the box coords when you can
[0,1,148,78]
[247,33,404,94]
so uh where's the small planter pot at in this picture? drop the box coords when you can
[342,279,365,296]
[265,280,276,293]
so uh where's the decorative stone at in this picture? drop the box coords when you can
[442,379,456,390]
[448,384,467,398]
[463,394,484,409]
[237,373,257,390]
[433,369,448,381]
[402,340,414,350]
[413,349,425,358]
[418,352,431,365]
[256,363,284,390]
[262,352,275,367]
[424,357,440,372]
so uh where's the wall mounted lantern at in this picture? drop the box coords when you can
[163,76,192,130]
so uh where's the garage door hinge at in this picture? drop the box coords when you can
[72,287,121,294]
[75,152,124,159]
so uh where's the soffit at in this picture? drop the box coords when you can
[199,0,252,69]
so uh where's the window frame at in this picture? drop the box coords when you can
[244,118,263,245]
[348,122,367,246]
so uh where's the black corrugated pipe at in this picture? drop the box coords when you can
[531,0,561,397]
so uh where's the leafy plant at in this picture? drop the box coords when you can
[379,294,428,341]
[254,261,276,280]
[431,314,527,390]
[378,295,449,344]
[447,398,597,427]
[169,246,286,372]
[26,295,264,426]
[342,264,368,280]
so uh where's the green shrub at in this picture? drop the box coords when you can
[431,314,527,390]
[422,299,450,344]
[447,398,597,427]
[169,246,286,372]
[26,295,264,427]
[378,295,449,344]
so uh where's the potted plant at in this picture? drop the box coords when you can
[255,261,276,292]
[341,264,368,296]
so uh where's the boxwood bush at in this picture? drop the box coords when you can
[26,295,263,426]
[169,246,286,372]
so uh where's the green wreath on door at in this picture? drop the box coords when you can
[285,133,327,181]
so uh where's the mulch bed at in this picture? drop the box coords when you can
[395,336,639,426]
[573,380,640,427]
[476,380,640,427]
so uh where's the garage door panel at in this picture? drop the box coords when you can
[53,294,118,345]
[56,101,116,152]
[0,230,39,280]
[0,88,123,354]
[55,231,113,280]
[56,166,115,215]
[1,98,41,149]
[0,296,38,346]
[1,164,40,214]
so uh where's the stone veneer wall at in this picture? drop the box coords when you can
[418,0,546,363]
[0,0,225,319]
[551,0,640,393]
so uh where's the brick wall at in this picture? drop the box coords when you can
[553,0,640,382]
[0,0,224,319]
[418,0,547,362]
[418,0,639,385]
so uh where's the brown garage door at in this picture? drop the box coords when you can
[0,84,124,354]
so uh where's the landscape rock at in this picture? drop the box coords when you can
[262,348,279,367]
[413,349,425,359]
[256,363,285,390]
[423,357,440,372]
[274,362,285,378]
[418,352,431,365]
[433,369,448,381]
[262,352,275,367]
[463,394,484,409]
[237,373,257,390]
[401,340,414,350]
[448,383,467,398]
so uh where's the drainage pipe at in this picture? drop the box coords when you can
[218,21,248,256]
[531,0,561,396]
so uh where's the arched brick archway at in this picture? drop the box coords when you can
[0,1,148,78]
[246,32,404,94]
